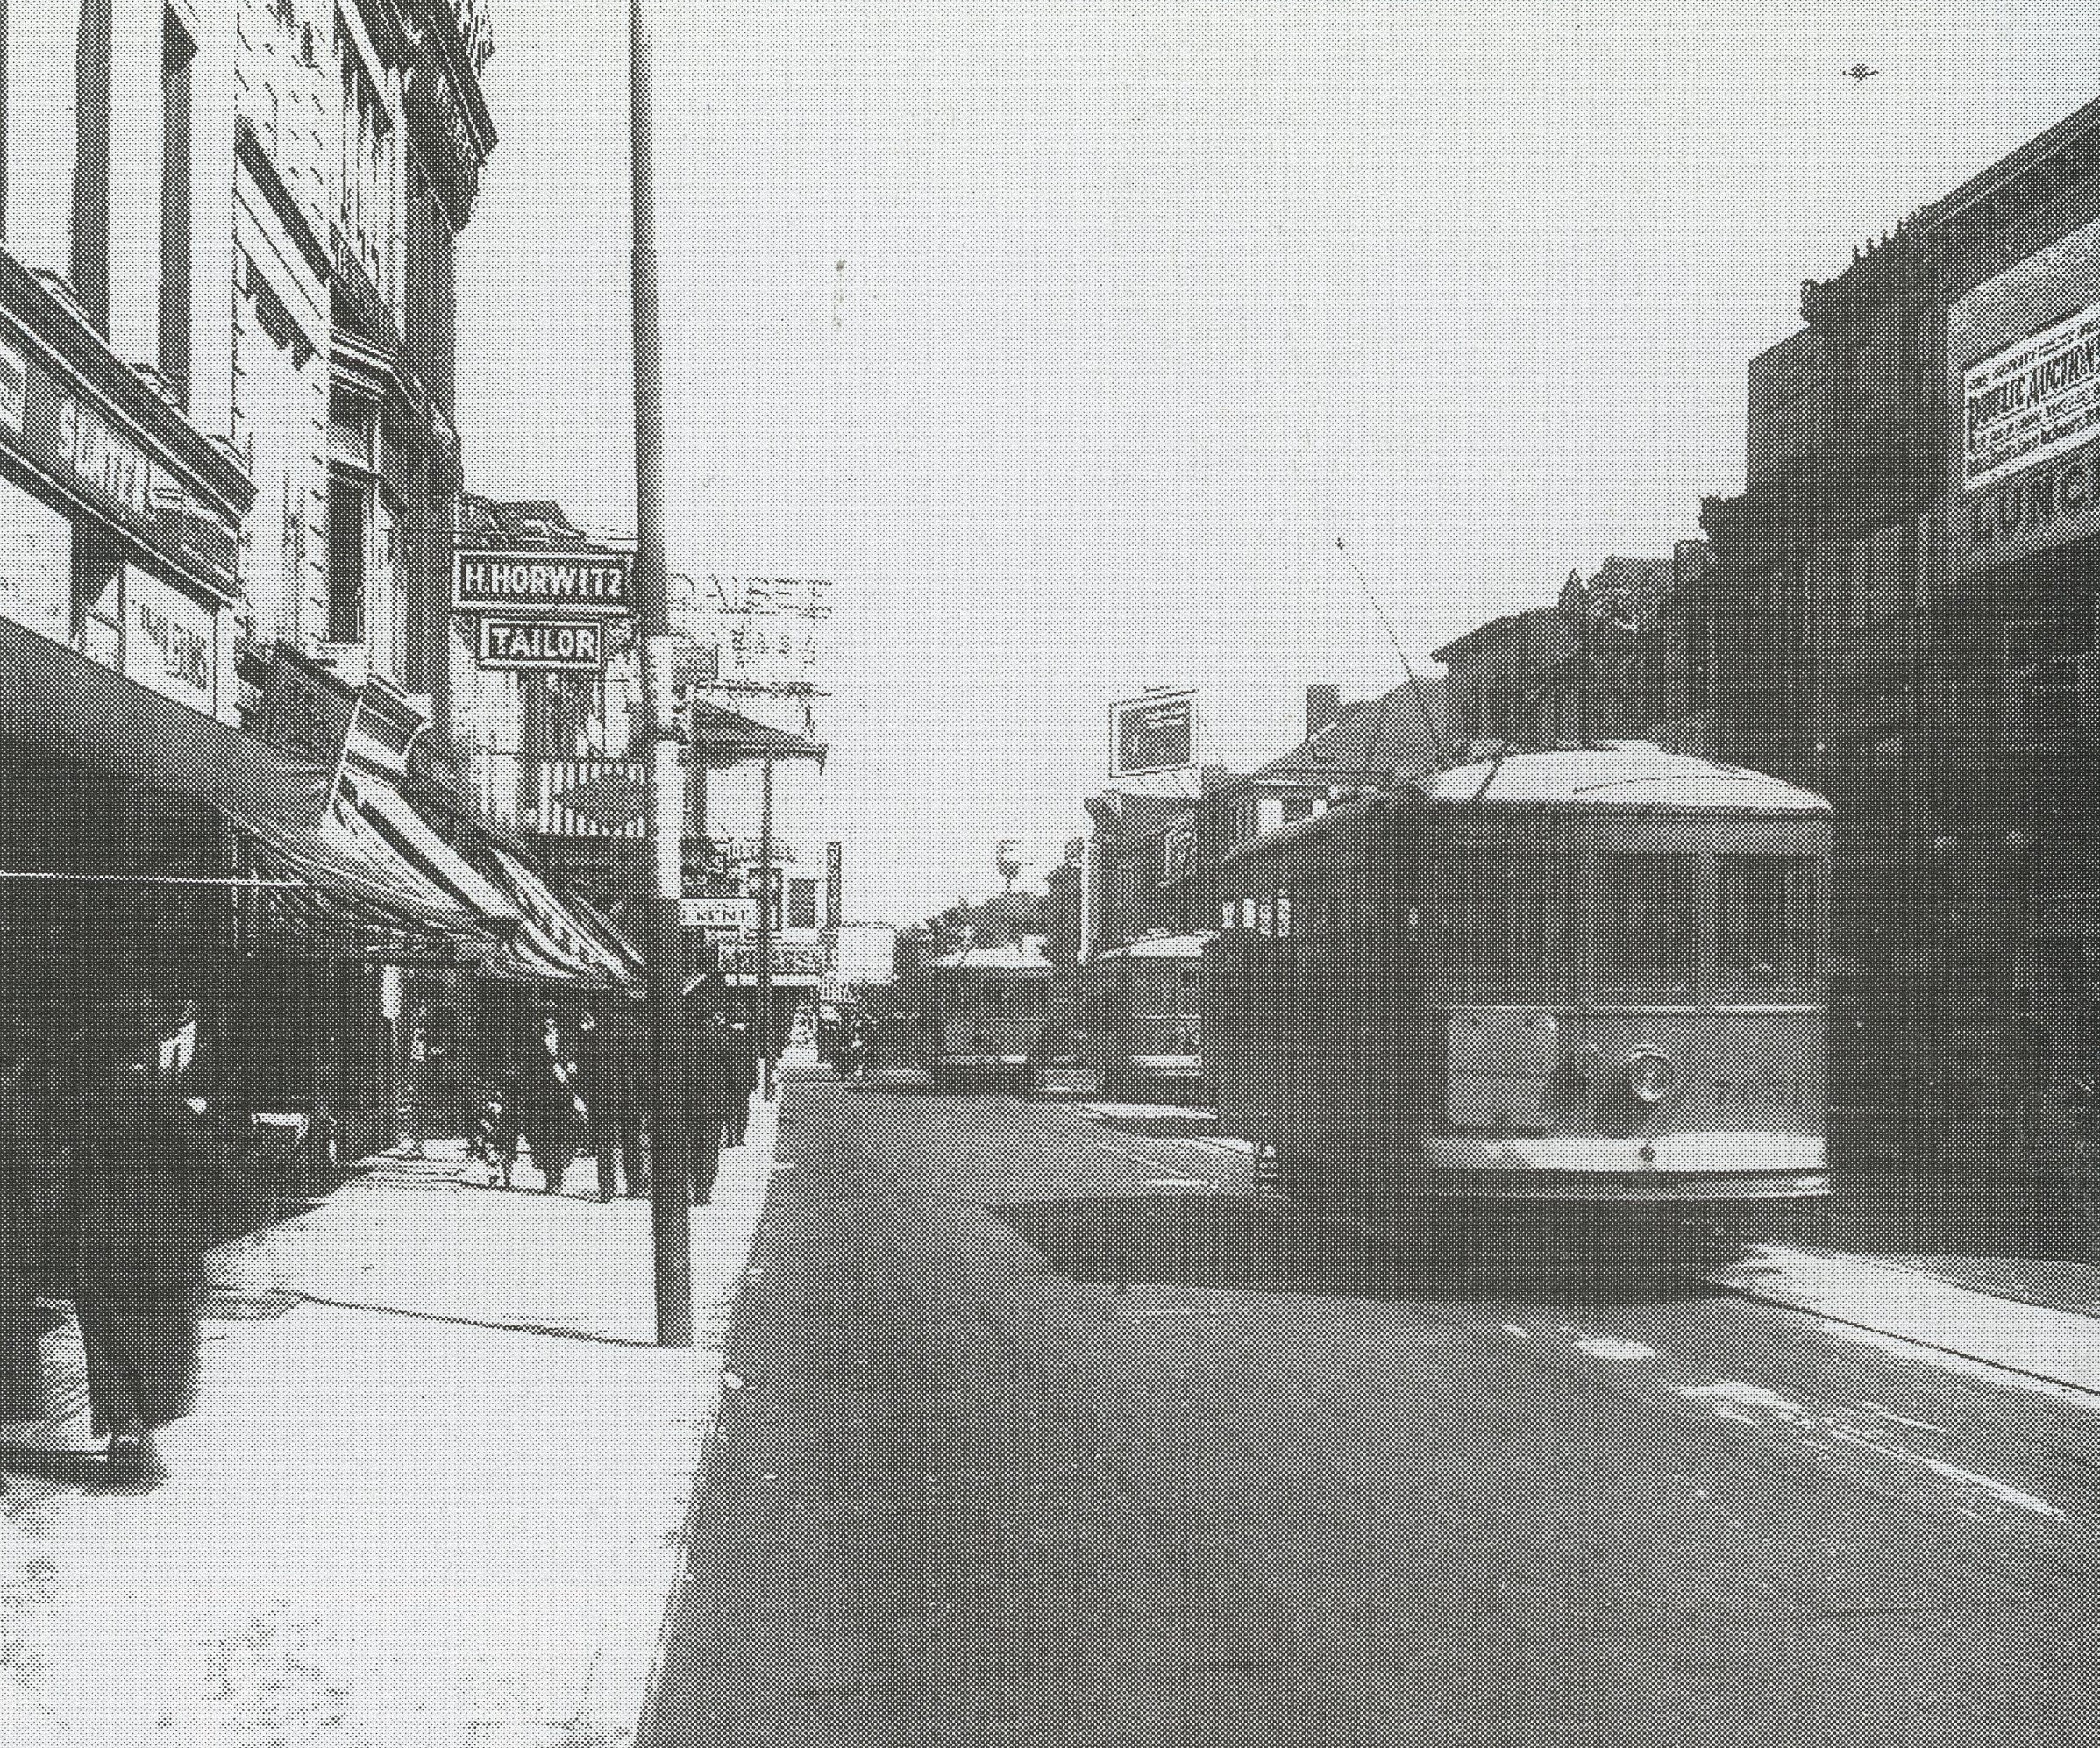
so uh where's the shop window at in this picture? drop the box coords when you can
[2005,621,2084,754]
[1591,853,1698,1002]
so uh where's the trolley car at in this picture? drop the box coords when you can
[1080,932,1211,1101]
[893,941,1057,1087]
[1204,745,1830,1225]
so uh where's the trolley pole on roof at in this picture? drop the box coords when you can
[630,0,691,1347]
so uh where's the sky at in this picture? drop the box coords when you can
[454,2,2099,927]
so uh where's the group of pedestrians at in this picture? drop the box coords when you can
[470,985,765,1206]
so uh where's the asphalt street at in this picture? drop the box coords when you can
[644,1078,2100,1748]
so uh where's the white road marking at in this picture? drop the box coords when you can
[1680,1382,1808,1418]
[1822,1425,2063,1517]
[1574,1338,1656,1361]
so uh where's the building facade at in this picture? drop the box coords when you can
[1692,97,2100,1178]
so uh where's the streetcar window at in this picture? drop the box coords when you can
[1274,892,1291,936]
[1435,853,1577,1003]
[1592,854,1698,1000]
[1717,856,1819,996]
[1222,902,1235,930]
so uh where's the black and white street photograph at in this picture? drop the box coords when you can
[0,1,2093,1741]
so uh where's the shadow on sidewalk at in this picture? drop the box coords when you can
[0,1442,117,1489]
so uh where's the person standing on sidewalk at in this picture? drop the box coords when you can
[576,1000,646,1201]
[516,1003,587,1195]
[678,978,737,1207]
[722,1005,759,1150]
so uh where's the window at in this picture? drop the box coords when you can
[1592,854,1698,1000]
[71,0,111,328]
[1716,856,1819,997]
[1435,852,1577,1004]
[2005,621,2084,753]
[159,11,194,403]
[6,0,82,283]
[326,473,365,643]
[787,877,818,931]
[338,33,395,306]
[1846,519,1917,628]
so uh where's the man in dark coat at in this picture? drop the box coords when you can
[514,1003,587,1195]
[678,981,737,1206]
[36,993,226,1483]
[722,1007,760,1148]
[575,1001,646,1201]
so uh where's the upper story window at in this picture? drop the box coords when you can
[1846,518,1918,629]
[338,31,395,309]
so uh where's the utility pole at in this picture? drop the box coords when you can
[632,0,690,1346]
[757,755,775,1098]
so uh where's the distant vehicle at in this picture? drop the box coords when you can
[892,941,1057,1088]
[1204,745,1832,1241]
[1080,932,1211,1102]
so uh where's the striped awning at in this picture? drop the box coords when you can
[474,838,638,986]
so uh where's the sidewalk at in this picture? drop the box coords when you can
[0,1074,793,1747]
[1709,1172,2100,1396]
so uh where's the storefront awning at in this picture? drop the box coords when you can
[0,615,510,941]
[473,836,639,986]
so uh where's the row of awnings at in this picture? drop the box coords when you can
[0,613,640,986]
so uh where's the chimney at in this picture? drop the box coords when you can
[1306,684,1342,740]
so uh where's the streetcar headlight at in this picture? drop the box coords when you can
[1625,1050,1674,1104]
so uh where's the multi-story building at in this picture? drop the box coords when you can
[1692,96,2100,1178]
[1435,557,1679,754]
[0,0,524,1155]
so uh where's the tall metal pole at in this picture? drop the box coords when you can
[632,0,691,1346]
[757,755,775,1098]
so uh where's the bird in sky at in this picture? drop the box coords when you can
[1844,64,1878,82]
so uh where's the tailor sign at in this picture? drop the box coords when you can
[475,617,608,671]
[454,549,631,615]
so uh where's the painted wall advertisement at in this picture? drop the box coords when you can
[671,574,832,692]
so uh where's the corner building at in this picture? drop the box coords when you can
[1698,99,2100,1178]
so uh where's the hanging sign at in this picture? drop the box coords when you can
[475,616,608,671]
[454,549,631,615]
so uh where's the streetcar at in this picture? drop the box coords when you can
[892,940,1057,1087]
[1203,745,1831,1229]
[1080,932,1211,1102]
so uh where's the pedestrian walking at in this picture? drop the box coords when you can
[575,1000,646,1200]
[678,978,737,1206]
[722,1006,759,1149]
[516,1004,587,1195]
[13,993,229,1484]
